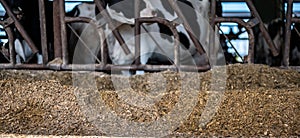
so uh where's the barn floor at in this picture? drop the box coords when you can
[0,64,299,137]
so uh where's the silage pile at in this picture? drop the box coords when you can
[0,64,299,137]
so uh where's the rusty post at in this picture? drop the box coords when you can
[210,0,216,26]
[59,0,68,65]
[283,0,293,66]
[5,27,16,65]
[167,0,205,55]
[209,0,217,66]
[134,0,141,66]
[53,0,62,59]
[94,0,131,55]
[0,63,47,69]
[65,16,94,23]
[39,0,49,64]
[0,0,38,54]
[60,64,211,72]
[247,26,255,63]
[245,0,279,57]
[292,18,300,23]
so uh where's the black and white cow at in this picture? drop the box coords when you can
[66,2,99,64]
[146,0,212,66]
[103,0,157,70]
[254,19,300,66]
[68,0,216,75]
[102,0,215,74]
[5,0,53,64]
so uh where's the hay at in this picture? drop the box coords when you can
[0,64,299,137]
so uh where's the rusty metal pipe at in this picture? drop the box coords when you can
[5,27,16,64]
[65,17,94,23]
[53,0,62,59]
[0,0,39,54]
[245,0,279,57]
[283,0,293,66]
[134,0,141,66]
[94,0,131,55]
[59,0,69,65]
[0,63,47,69]
[209,0,218,66]
[292,18,300,23]
[210,0,216,26]
[0,17,14,28]
[59,64,210,72]
[167,0,206,55]
[39,0,48,64]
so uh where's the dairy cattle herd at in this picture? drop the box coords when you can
[0,0,300,73]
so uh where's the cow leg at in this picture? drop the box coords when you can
[136,32,158,75]
[16,55,21,64]
[14,38,26,63]
[37,54,43,64]
[135,53,151,75]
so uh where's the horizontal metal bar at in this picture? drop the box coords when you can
[279,66,300,72]
[292,18,300,23]
[0,64,48,69]
[65,16,94,23]
[55,64,211,72]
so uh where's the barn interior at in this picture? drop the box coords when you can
[0,0,299,137]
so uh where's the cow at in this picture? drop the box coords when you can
[254,19,300,66]
[145,0,212,66]
[69,0,217,75]
[4,0,53,64]
[254,18,284,66]
[101,0,216,75]
[66,2,100,64]
[68,0,160,74]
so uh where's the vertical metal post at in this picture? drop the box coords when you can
[5,27,16,65]
[53,0,62,59]
[39,0,49,64]
[174,25,180,68]
[210,0,217,66]
[59,0,68,65]
[134,0,141,66]
[283,0,293,66]
[247,26,255,63]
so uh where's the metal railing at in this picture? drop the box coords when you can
[0,0,298,71]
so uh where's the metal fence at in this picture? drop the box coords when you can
[0,0,299,71]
